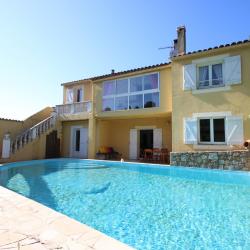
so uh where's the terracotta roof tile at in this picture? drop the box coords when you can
[62,62,171,85]
[0,118,23,122]
[89,62,171,81]
[173,39,250,58]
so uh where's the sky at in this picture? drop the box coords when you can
[0,0,249,120]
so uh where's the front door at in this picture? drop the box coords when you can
[45,130,60,158]
[71,127,88,158]
[140,129,153,157]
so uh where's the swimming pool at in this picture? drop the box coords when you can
[0,159,250,249]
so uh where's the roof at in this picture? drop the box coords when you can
[61,62,171,85]
[89,62,171,81]
[0,118,23,122]
[172,39,250,59]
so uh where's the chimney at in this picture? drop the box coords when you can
[111,69,115,74]
[176,26,186,55]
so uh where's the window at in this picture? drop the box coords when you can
[199,118,225,144]
[198,63,223,89]
[102,73,160,111]
[102,98,114,111]
[144,92,159,108]
[184,55,241,91]
[75,130,80,151]
[76,88,83,102]
[130,76,143,92]
[198,66,209,88]
[212,64,223,86]
[115,96,128,110]
[129,94,143,109]
[144,73,158,90]
[103,81,115,96]
[199,119,210,142]
[116,79,128,94]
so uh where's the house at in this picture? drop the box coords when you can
[171,31,250,169]
[1,27,250,169]
[56,62,172,160]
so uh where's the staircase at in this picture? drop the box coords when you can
[8,115,57,160]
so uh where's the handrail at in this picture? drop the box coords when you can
[29,115,54,130]
[10,114,56,154]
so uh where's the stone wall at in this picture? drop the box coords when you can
[170,150,249,171]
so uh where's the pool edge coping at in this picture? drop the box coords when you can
[2,157,250,173]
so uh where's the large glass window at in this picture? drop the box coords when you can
[199,118,225,144]
[144,73,158,90]
[144,92,159,108]
[115,96,128,110]
[103,81,115,96]
[130,76,143,92]
[198,63,223,89]
[129,94,143,109]
[116,79,128,94]
[102,98,114,111]
[102,73,159,111]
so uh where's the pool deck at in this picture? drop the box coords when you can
[0,186,134,250]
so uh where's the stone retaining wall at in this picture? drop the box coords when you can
[170,150,249,170]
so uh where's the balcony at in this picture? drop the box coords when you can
[56,101,92,120]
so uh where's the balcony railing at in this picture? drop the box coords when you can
[56,101,92,115]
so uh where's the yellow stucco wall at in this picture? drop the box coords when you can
[171,44,250,152]
[96,117,172,159]
[8,129,48,162]
[0,107,53,161]
[94,66,172,119]
[63,81,93,104]
[61,120,89,157]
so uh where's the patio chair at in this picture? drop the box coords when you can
[160,148,169,163]
[153,148,161,162]
[143,149,153,162]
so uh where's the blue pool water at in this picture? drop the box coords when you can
[1,159,250,250]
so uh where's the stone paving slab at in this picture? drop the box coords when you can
[0,186,134,250]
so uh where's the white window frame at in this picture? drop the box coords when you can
[198,117,226,145]
[102,72,160,111]
[197,61,224,89]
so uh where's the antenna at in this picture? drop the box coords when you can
[158,43,177,58]
[158,46,173,50]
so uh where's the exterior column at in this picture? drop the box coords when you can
[88,82,96,159]
[55,119,63,157]
[88,117,96,159]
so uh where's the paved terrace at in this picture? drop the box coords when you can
[0,186,133,250]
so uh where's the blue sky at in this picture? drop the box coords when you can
[0,0,249,120]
